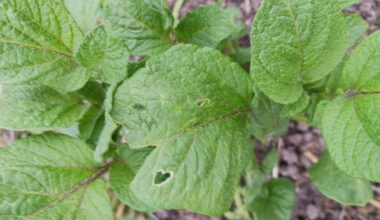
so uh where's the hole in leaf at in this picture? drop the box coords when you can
[345,88,356,98]
[133,103,146,111]
[154,171,172,185]
[196,98,211,107]
[127,26,144,33]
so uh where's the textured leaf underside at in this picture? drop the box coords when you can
[251,0,347,104]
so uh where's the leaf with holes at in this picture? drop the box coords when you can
[176,5,240,48]
[111,44,253,215]
[251,0,347,104]
[76,25,130,84]
[0,133,113,219]
[322,30,380,182]
[310,153,373,205]
[0,0,92,93]
[104,0,174,56]
[0,85,89,131]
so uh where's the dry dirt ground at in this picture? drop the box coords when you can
[1,0,380,220]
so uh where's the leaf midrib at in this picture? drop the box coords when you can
[280,0,305,80]
[23,160,114,219]
[142,108,252,148]
[0,38,73,57]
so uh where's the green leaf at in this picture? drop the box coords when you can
[322,31,380,182]
[338,0,359,9]
[310,153,373,206]
[244,161,267,205]
[322,96,380,182]
[308,98,328,128]
[77,81,106,107]
[249,179,296,220]
[105,0,174,56]
[262,149,278,175]
[0,133,113,220]
[234,47,251,65]
[76,81,106,143]
[176,5,240,48]
[94,84,118,162]
[63,0,101,32]
[324,55,349,94]
[127,60,147,77]
[280,92,310,117]
[78,106,105,142]
[251,90,288,143]
[75,25,130,84]
[109,144,155,212]
[251,0,347,104]
[347,14,368,48]
[0,0,91,93]
[340,31,380,90]
[0,85,89,130]
[111,44,253,215]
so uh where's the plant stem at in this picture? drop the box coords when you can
[304,151,319,163]
[173,0,185,20]
[234,189,252,220]
[369,198,380,209]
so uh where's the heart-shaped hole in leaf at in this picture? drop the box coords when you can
[154,171,172,185]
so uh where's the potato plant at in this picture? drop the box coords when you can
[0,0,377,219]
